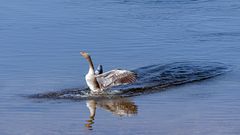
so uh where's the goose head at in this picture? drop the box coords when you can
[80,51,91,60]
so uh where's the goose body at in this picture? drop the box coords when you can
[80,51,136,93]
[85,70,101,92]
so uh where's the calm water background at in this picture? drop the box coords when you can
[0,0,240,134]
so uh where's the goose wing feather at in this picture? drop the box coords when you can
[95,69,137,90]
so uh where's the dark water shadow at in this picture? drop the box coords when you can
[29,61,230,101]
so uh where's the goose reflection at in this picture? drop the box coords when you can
[85,98,138,130]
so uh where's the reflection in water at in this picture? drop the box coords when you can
[85,100,96,130]
[85,98,137,130]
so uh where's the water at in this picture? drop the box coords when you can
[30,61,229,100]
[0,0,240,134]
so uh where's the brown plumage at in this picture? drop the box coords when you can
[80,51,137,92]
[95,69,137,90]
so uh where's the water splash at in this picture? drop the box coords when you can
[29,61,229,100]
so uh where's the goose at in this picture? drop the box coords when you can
[80,51,137,93]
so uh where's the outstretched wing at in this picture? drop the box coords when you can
[95,69,137,90]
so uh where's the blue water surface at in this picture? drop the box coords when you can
[0,0,240,135]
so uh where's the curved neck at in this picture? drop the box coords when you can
[86,56,94,74]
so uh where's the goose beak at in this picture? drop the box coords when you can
[80,51,90,59]
[80,51,85,56]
